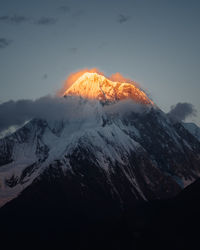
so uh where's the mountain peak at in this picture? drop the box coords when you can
[64,72,153,105]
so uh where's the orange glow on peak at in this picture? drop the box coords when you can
[57,68,104,96]
[109,72,140,89]
[58,68,141,96]
[61,70,154,106]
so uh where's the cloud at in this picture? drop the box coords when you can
[0,38,12,49]
[0,96,75,133]
[58,6,71,13]
[117,14,130,24]
[109,72,140,88]
[69,48,78,54]
[105,99,147,117]
[0,15,29,24]
[0,15,58,26]
[35,17,57,25]
[0,95,149,134]
[0,16,9,22]
[0,96,90,133]
[42,74,48,80]
[168,102,197,122]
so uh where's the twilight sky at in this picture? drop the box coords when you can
[0,0,200,125]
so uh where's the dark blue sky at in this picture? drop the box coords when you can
[0,0,200,124]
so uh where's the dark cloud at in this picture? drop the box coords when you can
[0,96,73,133]
[0,16,10,22]
[58,6,71,13]
[0,15,58,26]
[69,48,78,54]
[0,38,12,49]
[0,96,149,134]
[42,74,48,80]
[36,17,57,25]
[0,96,104,133]
[0,15,29,24]
[117,14,130,24]
[168,102,197,122]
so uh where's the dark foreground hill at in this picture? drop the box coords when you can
[1,178,200,250]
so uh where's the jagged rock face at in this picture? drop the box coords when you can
[64,72,153,105]
[0,97,200,209]
[122,110,200,183]
[183,122,200,142]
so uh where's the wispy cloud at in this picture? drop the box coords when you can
[42,74,48,80]
[0,96,148,134]
[69,48,78,54]
[58,6,71,14]
[0,14,58,26]
[0,38,12,49]
[35,17,57,25]
[117,14,130,24]
[168,102,197,122]
[0,96,70,132]
[0,15,29,24]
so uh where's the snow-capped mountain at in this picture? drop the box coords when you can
[64,72,153,105]
[0,73,200,210]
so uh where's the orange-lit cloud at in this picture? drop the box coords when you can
[109,72,131,82]
[58,68,141,96]
[109,72,140,89]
